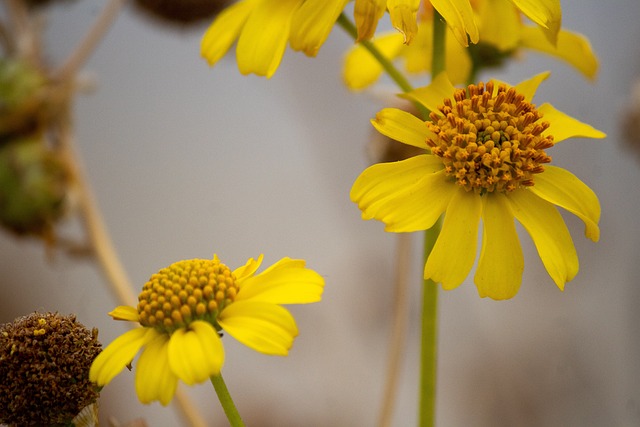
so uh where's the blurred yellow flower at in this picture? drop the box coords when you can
[350,72,605,299]
[344,0,594,90]
[200,0,348,78]
[90,255,324,405]
[355,0,479,46]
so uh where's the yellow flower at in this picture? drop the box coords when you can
[355,0,479,46]
[200,0,348,78]
[350,72,605,300]
[344,0,594,90]
[90,255,324,405]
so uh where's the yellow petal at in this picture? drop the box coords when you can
[514,71,549,102]
[510,0,561,45]
[201,0,256,66]
[530,165,600,241]
[371,108,433,149]
[236,0,301,78]
[233,254,264,282]
[108,306,139,322]
[343,32,405,90]
[476,0,521,51]
[167,321,224,385]
[538,103,606,143]
[424,187,481,289]
[350,155,450,231]
[219,301,298,356]
[290,0,348,56]
[90,328,156,386]
[236,258,324,304]
[508,189,578,290]
[401,72,456,114]
[430,0,479,46]
[135,333,177,406]
[475,194,524,300]
[520,26,598,81]
[387,0,420,44]
[354,0,387,41]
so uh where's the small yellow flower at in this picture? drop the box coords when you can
[344,1,594,90]
[90,254,324,405]
[350,72,605,299]
[200,0,348,78]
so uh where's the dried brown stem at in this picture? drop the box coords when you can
[52,0,128,82]
[377,233,413,427]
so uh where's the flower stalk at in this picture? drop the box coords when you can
[419,11,447,427]
[211,374,246,427]
[337,13,415,94]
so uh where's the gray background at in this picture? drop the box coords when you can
[1,1,639,426]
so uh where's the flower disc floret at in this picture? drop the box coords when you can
[426,81,553,194]
[137,259,239,333]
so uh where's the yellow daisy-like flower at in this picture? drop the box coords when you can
[344,1,593,90]
[354,0,560,47]
[90,254,324,405]
[350,72,605,300]
[200,0,348,78]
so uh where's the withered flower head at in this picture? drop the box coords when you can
[133,0,233,25]
[0,312,102,426]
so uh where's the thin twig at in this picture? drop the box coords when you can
[377,233,412,427]
[52,0,128,82]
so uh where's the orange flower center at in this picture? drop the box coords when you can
[137,258,238,332]
[426,81,553,194]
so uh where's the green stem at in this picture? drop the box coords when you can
[431,9,446,77]
[420,222,440,427]
[337,13,414,94]
[420,10,446,427]
[211,373,245,427]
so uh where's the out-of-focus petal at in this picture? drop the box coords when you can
[167,321,224,385]
[539,103,606,143]
[402,22,472,85]
[135,333,177,406]
[343,32,405,90]
[424,187,481,289]
[477,0,521,51]
[90,328,157,386]
[290,0,348,56]
[236,258,325,304]
[431,0,479,46]
[387,0,420,44]
[508,189,578,290]
[354,0,387,41]
[520,26,598,81]
[530,165,600,241]
[510,0,561,45]
[219,301,298,356]
[371,108,433,149]
[475,193,524,300]
[236,0,301,77]
[201,0,256,66]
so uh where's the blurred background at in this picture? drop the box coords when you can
[1,0,640,426]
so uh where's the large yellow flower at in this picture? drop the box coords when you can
[350,72,605,300]
[201,0,348,78]
[90,255,324,405]
[344,0,593,90]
